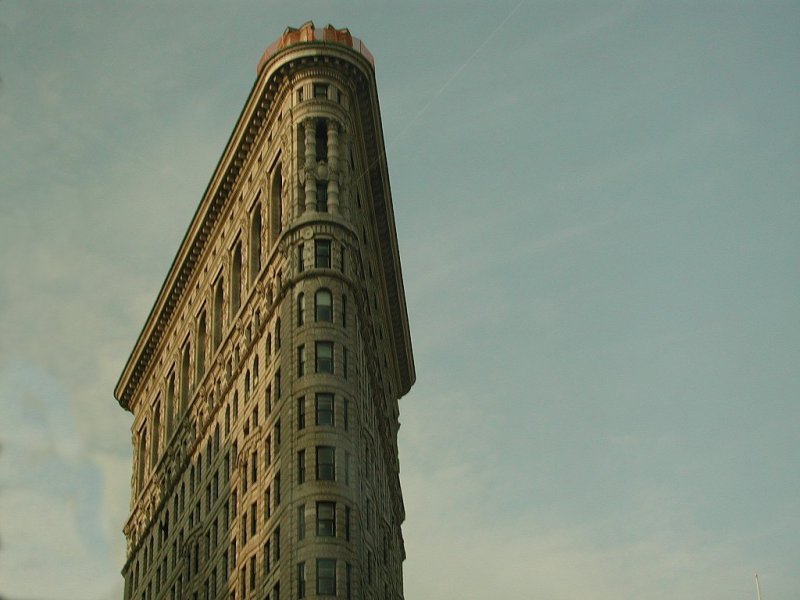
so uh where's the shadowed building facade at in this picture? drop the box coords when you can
[114,22,415,600]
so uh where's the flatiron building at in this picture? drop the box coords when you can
[114,22,415,600]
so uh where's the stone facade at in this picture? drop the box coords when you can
[114,22,415,600]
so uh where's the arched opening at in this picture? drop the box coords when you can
[196,311,207,381]
[165,371,175,438]
[270,164,283,243]
[137,426,147,493]
[315,120,328,162]
[213,277,224,350]
[151,403,160,467]
[180,342,191,413]
[249,203,262,285]
[230,242,242,319]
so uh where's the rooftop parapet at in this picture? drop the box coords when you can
[257,21,375,75]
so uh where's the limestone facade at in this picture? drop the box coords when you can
[114,22,415,600]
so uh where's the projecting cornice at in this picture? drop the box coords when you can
[115,24,415,411]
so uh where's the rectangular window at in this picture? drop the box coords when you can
[316,446,335,481]
[313,83,329,99]
[314,240,331,268]
[316,558,336,595]
[297,243,304,273]
[297,293,305,326]
[274,526,281,562]
[344,451,350,485]
[343,398,349,430]
[340,245,345,273]
[251,451,257,484]
[264,540,271,575]
[275,471,281,505]
[343,348,348,380]
[275,369,281,399]
[316,501,336,537]
[250,501,257,536]
[316,181,328,212]
[345,506,351,541]
[297,345,305,377]
[297,562,306,598]
[315,342,333,374]
[298,450,306,484]
[265,435,271,466]
[346,563,352,600]
[315,393,334,427]
[297,397,305,429]
[249,555,256,591]
[297,505,305,540]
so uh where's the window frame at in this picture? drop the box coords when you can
[316,446,335,481]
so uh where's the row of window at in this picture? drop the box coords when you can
[297,288,347,326]
[296,393,349,430]
[297,341,348,378]
[297,82,341,104]
[297,558,352,598]
[297,446,345,483]
[297,239,343,271]
[296,501,351,541]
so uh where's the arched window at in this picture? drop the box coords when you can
[180,342,191,413]
[315,289,333,322]
[270,164,283,242]
[213,277,224,350]
[297,292,305,326]
[253,355,260,385]
[275,318,281,350]
[165,371,175,438]
[249,202,262,285]
[151,403,161,468]
[196,311,207,381]
[315,120,328,162]
[137,426,147,493]
[230,243,242,319]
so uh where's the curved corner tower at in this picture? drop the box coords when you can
[114,22,415,600]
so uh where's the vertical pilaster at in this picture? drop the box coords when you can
[303,118,317,213]
[340,129,351,219]
[327,120,340,214]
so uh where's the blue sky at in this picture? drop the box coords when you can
[1,2,798,598]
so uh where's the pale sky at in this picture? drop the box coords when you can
[1,2,799,599]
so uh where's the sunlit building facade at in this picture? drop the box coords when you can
[114,22,415,600]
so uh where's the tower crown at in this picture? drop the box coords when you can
[257,21,374,76]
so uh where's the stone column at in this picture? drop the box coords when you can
[303,118,317,213]
[339,129,350,218]
[327,120,340,214]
